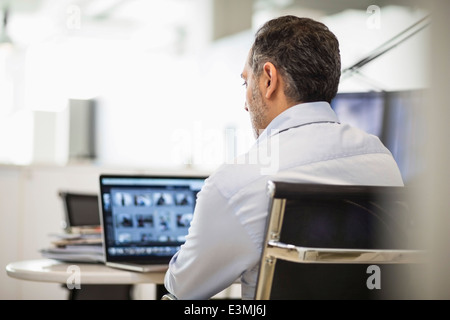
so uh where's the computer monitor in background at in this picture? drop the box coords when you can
[331,89,425,184]
[58,191,100,232]
[331,91,385,138]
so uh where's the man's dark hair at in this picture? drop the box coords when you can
[249,15,341,104]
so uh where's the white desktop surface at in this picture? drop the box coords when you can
[6,259,166,285]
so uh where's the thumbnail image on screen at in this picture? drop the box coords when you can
[110,188,196,246]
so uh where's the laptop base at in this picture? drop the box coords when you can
[106,261,168,273]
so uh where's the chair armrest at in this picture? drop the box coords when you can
[267,240,426,264]
[161,293,178,300]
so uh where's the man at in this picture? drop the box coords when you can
[164,15,403,300]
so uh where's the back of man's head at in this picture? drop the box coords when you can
[249,15,341,104]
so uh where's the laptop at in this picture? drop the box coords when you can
[99,174,206,272]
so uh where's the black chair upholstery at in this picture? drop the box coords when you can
[255,181,426,300]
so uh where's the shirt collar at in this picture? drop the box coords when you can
[256,101,340,144]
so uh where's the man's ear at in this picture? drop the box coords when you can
[262,62,278,99]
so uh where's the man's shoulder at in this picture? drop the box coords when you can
[207,158,268,199]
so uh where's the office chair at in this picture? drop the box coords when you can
[255,181,427,300]
[161,293,178,300]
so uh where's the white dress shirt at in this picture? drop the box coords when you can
[164,101,404,300]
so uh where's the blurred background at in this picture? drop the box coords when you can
[0,0,430,168]
[1,0,448,300]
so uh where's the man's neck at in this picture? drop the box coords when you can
[265,99,301,127]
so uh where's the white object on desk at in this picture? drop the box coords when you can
[6,259,166,285]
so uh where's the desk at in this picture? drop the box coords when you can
[7,259,242,299]
[6,259,166,284]
[6,259,167,299]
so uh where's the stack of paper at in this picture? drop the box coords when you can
[41,228,105,263]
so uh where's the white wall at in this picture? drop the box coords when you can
[0,166,22,299]
[1,164,103,299]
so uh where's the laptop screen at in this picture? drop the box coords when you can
[99,174,206,264]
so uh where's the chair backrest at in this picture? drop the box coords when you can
[255,181,426,300]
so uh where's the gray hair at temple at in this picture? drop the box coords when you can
[249,15,341,104]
